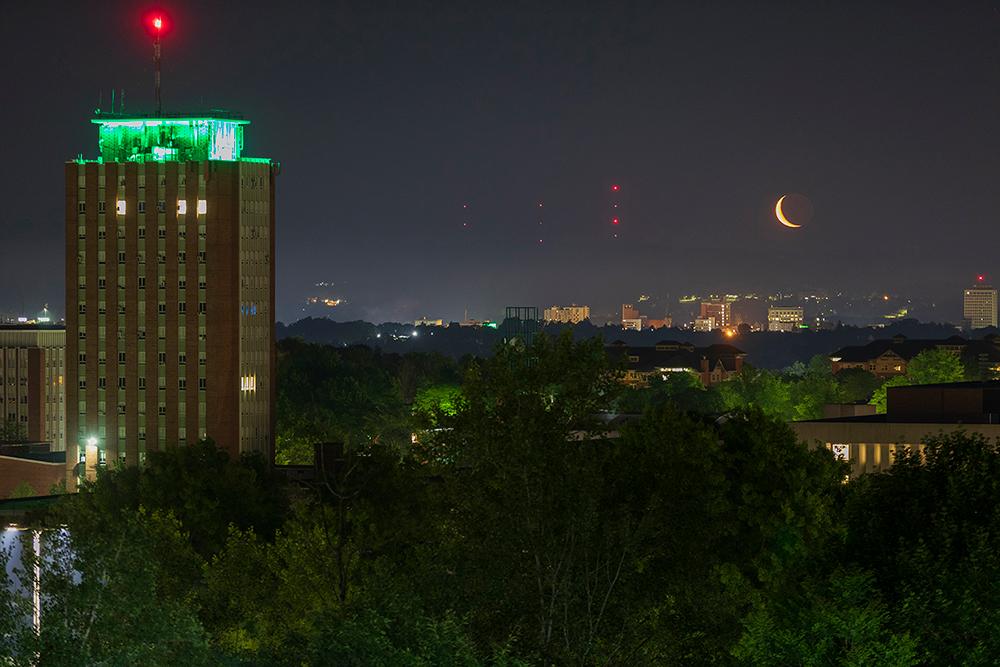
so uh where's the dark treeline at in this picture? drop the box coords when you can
[277,316,988,369]
[4,333,1000,664]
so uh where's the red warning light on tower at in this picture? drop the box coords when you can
[612,217,620,225]
[978,275,986,282]
[611,184,620,192]
[144,11,169,35]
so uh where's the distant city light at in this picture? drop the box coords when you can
[412,330,418,337]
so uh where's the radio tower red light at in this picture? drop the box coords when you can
[145,12,168,114]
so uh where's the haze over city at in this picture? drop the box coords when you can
[3,1,1000,323]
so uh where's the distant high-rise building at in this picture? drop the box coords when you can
[964,279,998,329]
[768,306,804,332]
[543,305,590,324]
[700,300,730,328]
[0,325,66,450]
[66,110,276,483]
[621,304,640,322]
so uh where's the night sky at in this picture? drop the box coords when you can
[3,1,1000,323]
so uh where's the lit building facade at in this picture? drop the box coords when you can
[0,326,65,450]
[693,316,716,332]
[767,306,804,332]
[543,305,591,324]
[699,300,730,328]
[964,283,998,329]
[65,112,275,482]
[621,304,639,322]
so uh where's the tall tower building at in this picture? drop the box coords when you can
[65,112,276,482]
[964,277,998,330]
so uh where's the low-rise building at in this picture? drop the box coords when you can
[767,306,804,332]
[607,340,745,387]
[792,381,1000,478]
[829,335,1000,379]
[414,317,444,327]
[543,305,590,324]
[693,316,716,332]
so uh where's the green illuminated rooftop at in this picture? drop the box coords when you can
[91,111,259,163]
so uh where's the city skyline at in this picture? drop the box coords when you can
[4,2,1000,323]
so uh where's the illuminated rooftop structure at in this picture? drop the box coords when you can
[90,111,253,163]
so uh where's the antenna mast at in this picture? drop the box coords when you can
[152,15,163,114]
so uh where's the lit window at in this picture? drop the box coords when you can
[197,200,207,215]
[177,200,187,215]
[116,200,126,215]
[240,375,256,392]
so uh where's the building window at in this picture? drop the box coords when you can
[198,251,206,263]
[98,201,106,214]
[118,251,126,263]
[177,200,187,215]
[78,353,86,363]
[79,379,86,389]
[156,200,166,213]
[78,304,86,315]
[138,227,146,239]
[118,378,126,389]
[138,277,146,289]
[178,251,186,263]
[98,278,106,289]
[158,352,166,364]
[178,279,186,290]
[240,375,256,392]
[78,202,86,213]
[158,303,166,314]
[158,405,166,415]
[178,302,186,314]
[138,377,146,390]
[179,354,186,365]
[138,201,146,214]
[98,377,106,389]
[198,302,206,314]
[199,378,206,390]
[118,352,126,363]
[179,378,187,390]
[116,200,126,215]
[158,227,166,238]
[197,200,207,215]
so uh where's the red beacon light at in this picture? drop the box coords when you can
[978,275,986,282]
[144,12,169,35]
[612,217,620,225]
[611,184,620,192]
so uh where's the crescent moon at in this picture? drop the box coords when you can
[775,195,801,228]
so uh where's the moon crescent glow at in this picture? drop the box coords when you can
[775,195,801,228]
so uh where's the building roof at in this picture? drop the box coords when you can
[607,340,745,373]
[829,335,1000,364]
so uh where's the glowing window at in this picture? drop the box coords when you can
[197,200,207,215]
[177,200,187,215]
[240,375,257,392]
[116,200,126,215]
